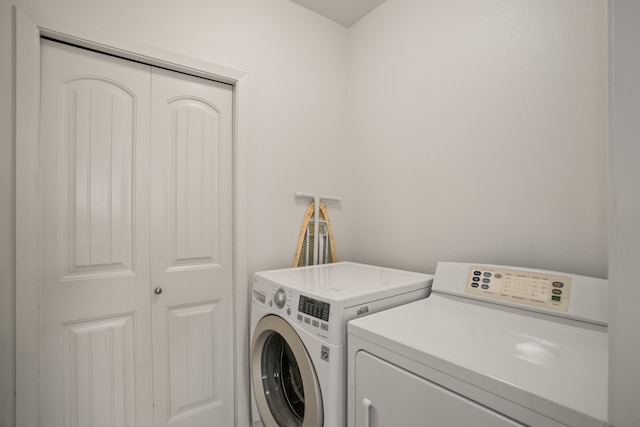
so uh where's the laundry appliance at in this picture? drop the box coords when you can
[347,262,608,427]
[250,261,434,427]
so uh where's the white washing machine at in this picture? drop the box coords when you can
[347,262,609,427]
[250,261,434,427]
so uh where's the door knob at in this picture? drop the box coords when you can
[154,287,163,295]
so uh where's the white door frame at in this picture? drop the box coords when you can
[14,6,250,426]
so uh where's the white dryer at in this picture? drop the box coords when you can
[250,262,434,427]
[347,262,609,427]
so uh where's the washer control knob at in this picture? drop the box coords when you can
[274,288,287,309]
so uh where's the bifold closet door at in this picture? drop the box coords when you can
[39,39,154,427]
[149,68,234,427]
[37,38,235,427]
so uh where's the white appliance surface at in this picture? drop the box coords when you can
[347,262,608,427]
[254,261,434,346]
[255,261,431,305]
[251,261,434,426]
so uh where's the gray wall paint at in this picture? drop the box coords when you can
[346,0,608,278]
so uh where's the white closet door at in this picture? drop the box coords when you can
[149,68,235,427]
[39,39,154,426]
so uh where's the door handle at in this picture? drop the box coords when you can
[154,287,163,295]
[362,398,373,426]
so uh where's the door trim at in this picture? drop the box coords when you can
[13,6,249,426]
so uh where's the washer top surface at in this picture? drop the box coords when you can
[348,262,609,427]
[254,261,433,306]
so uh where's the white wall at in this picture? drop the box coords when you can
[609,0,640,425]
[346,0,609,278]
[0,1,348,425]
[1,0,616,426]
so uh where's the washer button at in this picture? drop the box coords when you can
[273,288,287,309]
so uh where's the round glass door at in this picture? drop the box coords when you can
[251,315,323,427]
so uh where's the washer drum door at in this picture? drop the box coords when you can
[251,315,323,427]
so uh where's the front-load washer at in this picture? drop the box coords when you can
[348,262,608,427]
[250,261,434,427]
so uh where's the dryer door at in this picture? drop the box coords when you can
[251,315,323,427]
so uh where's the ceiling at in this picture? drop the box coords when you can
[289,0,387,27]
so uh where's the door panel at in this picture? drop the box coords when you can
[354,351,522,427]
[150,67,234,427]
[166,303,218,416]
[64,77,136,276]
[39,39,153,427]
[64,315,136,427]
[166,96,221,267]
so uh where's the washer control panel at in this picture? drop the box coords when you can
[298,295,330,321]
[296,295,331,336]
[253,279,334,340]
[465,265,571,312]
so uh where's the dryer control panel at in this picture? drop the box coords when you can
[465,265,571,312]
[433,262,608,325]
